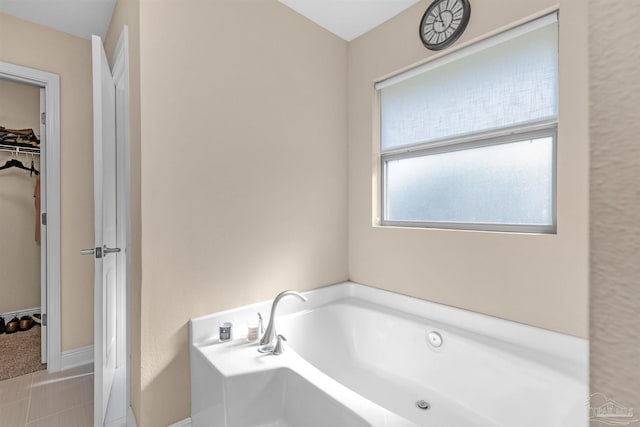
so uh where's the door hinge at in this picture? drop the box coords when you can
[41,112,46,125]
[42,313,47,326]
[42,212,47,226]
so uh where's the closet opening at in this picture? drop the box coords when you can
[0,61,62,377]
[0,80,44,379]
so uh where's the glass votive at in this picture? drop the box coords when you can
[219,322,233,342]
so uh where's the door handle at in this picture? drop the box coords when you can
[103,246,121,255]
[81,247,103,258]
[80,246,120,258]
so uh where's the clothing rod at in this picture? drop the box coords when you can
[0,144,40,155]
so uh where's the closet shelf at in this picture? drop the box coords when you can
[0,142,40,155]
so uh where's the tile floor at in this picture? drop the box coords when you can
[0,364,93,427]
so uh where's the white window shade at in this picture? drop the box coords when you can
[379,15,558,151]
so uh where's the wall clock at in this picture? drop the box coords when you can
[419,0,471,51]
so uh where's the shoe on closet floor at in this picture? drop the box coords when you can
[19,315,34,331]
[5,316,19,334]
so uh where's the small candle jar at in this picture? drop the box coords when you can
[219,322,233,342]
[246,321,259,342]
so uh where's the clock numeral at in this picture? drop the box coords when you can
[424,28,435,40]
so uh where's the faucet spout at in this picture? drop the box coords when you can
[258,290,307,348]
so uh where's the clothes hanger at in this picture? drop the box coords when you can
[0,151,39,175]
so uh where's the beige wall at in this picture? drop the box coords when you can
[136,0,348,424]
[348,0,589,339]
[0,13,94,350]
[0,79,41,313]
[104,0,143,420]
[589,0,640,418]
[0,78,40,130]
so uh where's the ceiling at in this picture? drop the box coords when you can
[278,0,421,41]
[0,0,419,42]
[0,0,116,39]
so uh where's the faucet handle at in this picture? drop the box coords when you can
[272,334,287,355]
[257,313,264,334]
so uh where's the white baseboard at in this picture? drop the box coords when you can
[168,418,191,427]
[1,306,41,320]
[60,344,93,370]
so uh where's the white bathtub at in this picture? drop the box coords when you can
[190,282,588,427]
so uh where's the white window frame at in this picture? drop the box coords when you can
[380,122,557,233]
[376,13,558,234]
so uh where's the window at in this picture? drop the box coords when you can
[377,13,558,233]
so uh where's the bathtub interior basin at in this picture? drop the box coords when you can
[223,368,371,427]
[278,298,587,427]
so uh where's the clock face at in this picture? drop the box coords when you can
[419,0,471,51]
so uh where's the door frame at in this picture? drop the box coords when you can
[39,86,47,364]
[0,61,62,372]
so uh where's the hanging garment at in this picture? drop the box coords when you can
[34,175,41,244]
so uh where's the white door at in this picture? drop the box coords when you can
[91,35,118,427]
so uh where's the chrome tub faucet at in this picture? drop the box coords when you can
[258,290,307,353]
